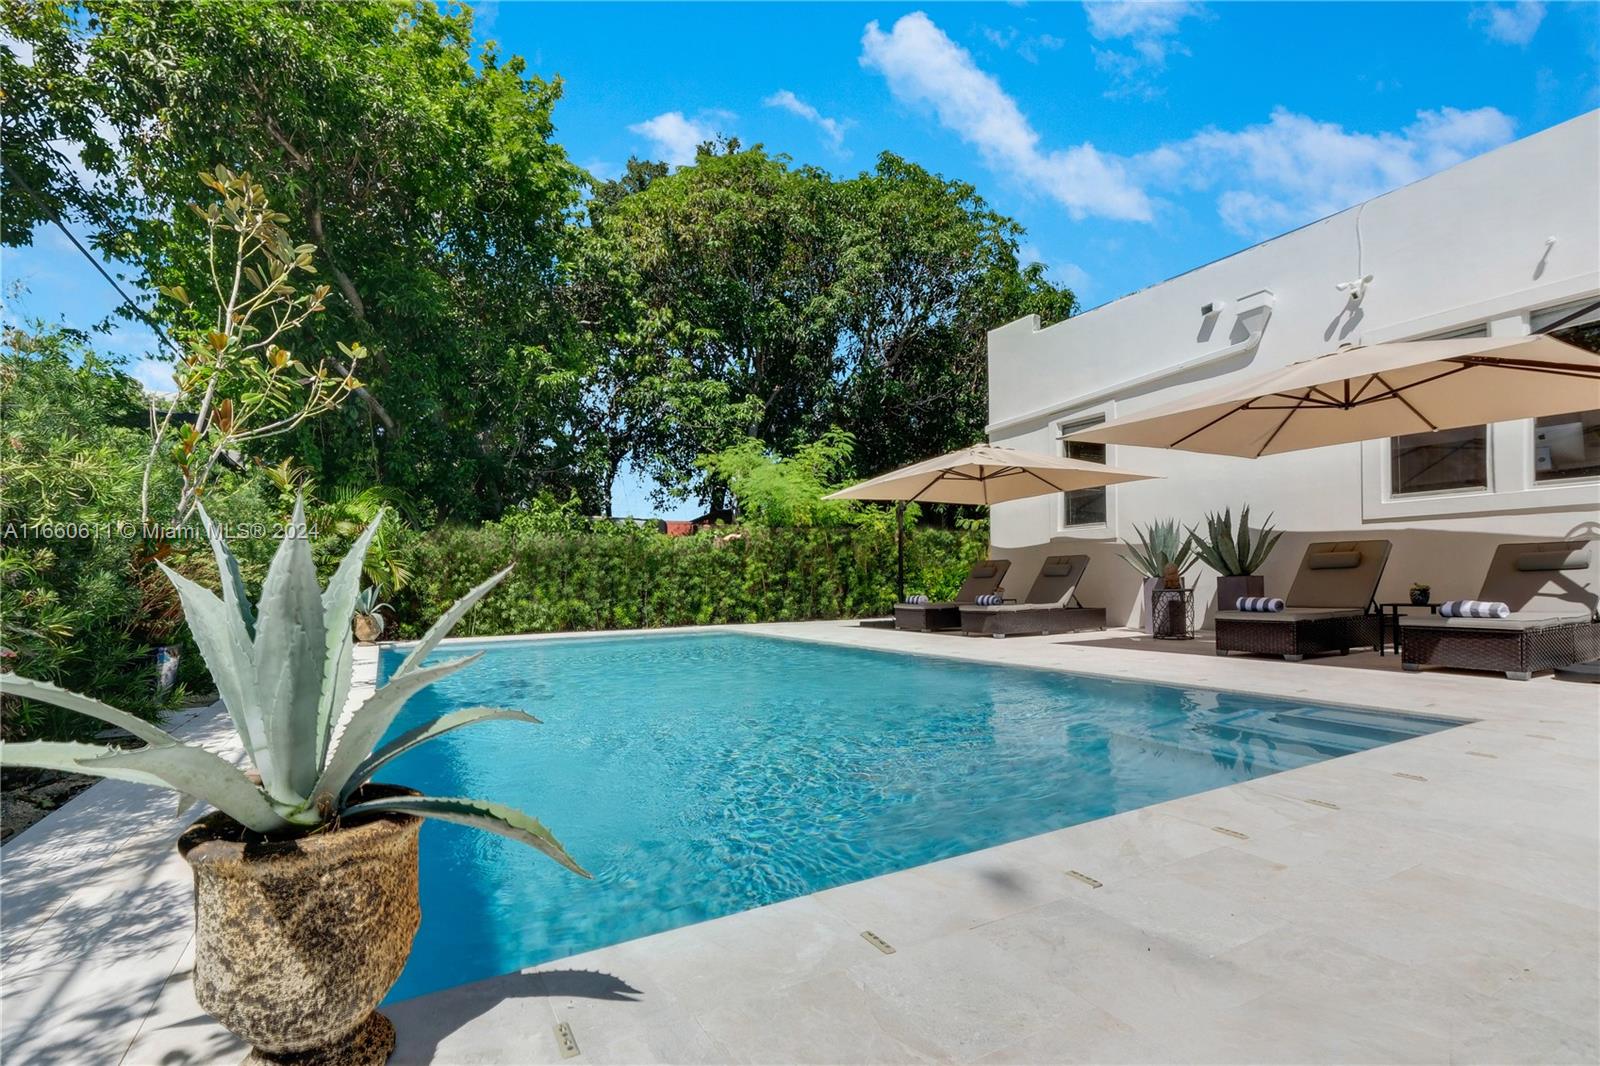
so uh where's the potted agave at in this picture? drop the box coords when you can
[1188,506,1284,612]
[1121,519,1198,635]
[353,584,392,644]
[0,502,588,1065]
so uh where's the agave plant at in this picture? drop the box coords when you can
[1121,518,1199,580]
[1187,506,1283,577]
[354,585,393,639]
[0,500,588,876]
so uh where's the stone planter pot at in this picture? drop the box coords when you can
[353,613,384,645]
[1216,574,1265,613]
[178,786,422,1065]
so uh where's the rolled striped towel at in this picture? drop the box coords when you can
[1235,596,1285,612]
[905,594,930,605]
[1438,599,1510,618]
[975,593,1003,606]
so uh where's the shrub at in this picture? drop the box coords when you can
[389,521,987,638]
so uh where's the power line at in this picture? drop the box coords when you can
[7,168,184,356]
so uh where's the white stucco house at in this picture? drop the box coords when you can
[985,109,1600,630]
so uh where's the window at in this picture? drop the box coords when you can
[1058,417,1107,526]
[1388,323,1489,497]
[1390,425,1488,495]
[1535,410,1600,482]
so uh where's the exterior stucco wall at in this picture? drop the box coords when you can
[985,111,1600,630]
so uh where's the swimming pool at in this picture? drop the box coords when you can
[379,632,1462,1001]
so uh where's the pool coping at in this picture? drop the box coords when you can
[381,623,1481,729]
[2,620,1595,1064]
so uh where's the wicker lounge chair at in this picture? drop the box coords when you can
[1214,540,1391,661]
[958,555,1104,637]
[1400,541,1600,680]
[893,558,1011,632]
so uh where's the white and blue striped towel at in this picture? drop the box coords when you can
[975,593,1003,606]
[1438,599,1510,618]
[1235,596,1285,612]
[905,594,930,605]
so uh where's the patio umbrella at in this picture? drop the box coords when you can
[1066,333,1600,458]
[824,444,1160,602]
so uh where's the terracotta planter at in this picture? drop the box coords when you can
[353,614,384,645]
[178,786,422,1065]
[1216,574,1265,612]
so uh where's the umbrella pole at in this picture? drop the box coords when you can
[895,500,906,604]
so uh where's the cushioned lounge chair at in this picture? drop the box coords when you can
[959,555,1104,637]
[1214,540,1391,661]
[1400,541,1600,681]
[893,558,1011,632]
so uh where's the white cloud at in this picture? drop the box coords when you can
[1083,1,1202,96]
[980,25,1065,63]
[1154,106,1517,238]
[127,355,178,397]
[859,12,1152,222]
[582,158,622,183]
[628,111,731,167]
[1019,243,1091,293]
[763,90,851,151]
[1469,2,1545,45]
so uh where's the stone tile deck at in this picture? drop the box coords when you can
[2,623,1596,1064]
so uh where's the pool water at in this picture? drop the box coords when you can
[379,632,1461,1001]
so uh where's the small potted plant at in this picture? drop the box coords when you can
[0,502,588,1064]
[1410,581,1431,606]
[1122,519,1198,635]
[1188,506,1284,611]
[353,585,392,644]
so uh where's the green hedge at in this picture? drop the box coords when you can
[390,523,988,638]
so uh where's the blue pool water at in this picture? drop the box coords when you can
[379,632,1461,1001]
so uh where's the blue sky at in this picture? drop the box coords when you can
[4,1,1597,517]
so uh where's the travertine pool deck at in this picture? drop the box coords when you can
[2,620,1596,1064]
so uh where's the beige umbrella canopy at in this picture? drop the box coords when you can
[1068,334,1600,458]
[824,444,1160,505]
[826,444,1161,602]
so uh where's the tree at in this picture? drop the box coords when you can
[143,167,368,526]
[4,0,592,518]
[576,145,1076,510]
[698,428,860,528]
[830,155,1077,478]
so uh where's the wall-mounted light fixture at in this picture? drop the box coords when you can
[1335,274,1374,305]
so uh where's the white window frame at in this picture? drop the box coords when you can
[1361,301,1600,520]
[1529,410,1600,487]
[1055,411,1117,539]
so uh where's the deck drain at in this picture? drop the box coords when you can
[861,930,896,955]
[1211,826,1249,840]
[1466,751,1497,759]
[1393,772,1427,782]
[1066,870,1103,888]
[554,1021,580,1059]
[1304,799,1340,810]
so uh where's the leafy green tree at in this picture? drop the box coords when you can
[0,325,182,739]
[4,0,591,517]
[698,429,860,528]
[143,167,368,526]
[577,145,1075,512]
[830,155,1077,477]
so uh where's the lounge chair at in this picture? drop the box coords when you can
[893,559,1011,632]
[1400,540,1600,681]
[1214,540,1391,661]
[958,555,1104,637]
